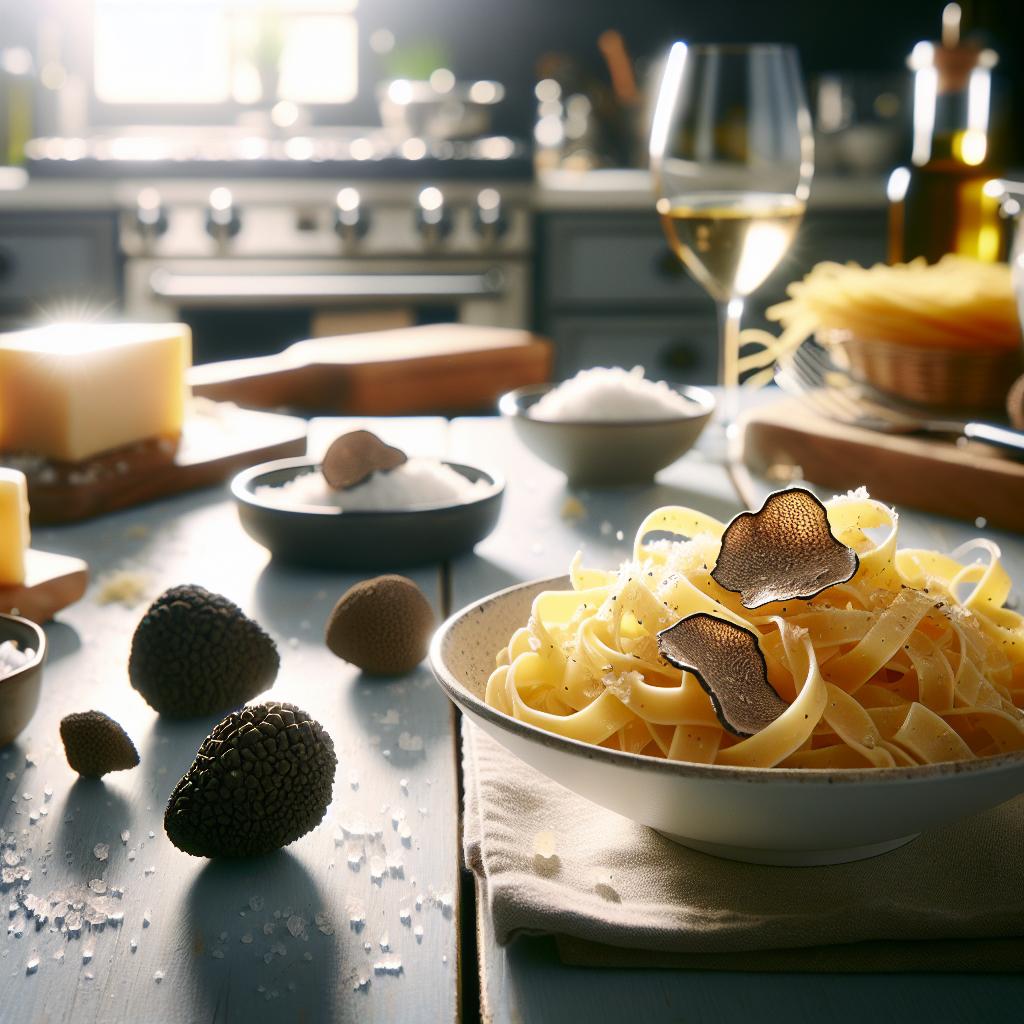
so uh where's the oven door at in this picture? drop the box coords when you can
[125,257,529,363]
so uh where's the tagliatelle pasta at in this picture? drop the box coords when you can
[484,491,1024,769]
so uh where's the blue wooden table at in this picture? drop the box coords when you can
[2,406,1021,1024]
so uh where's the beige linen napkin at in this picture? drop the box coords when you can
[462,722,1024,972]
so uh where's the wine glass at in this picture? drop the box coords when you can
[649,43,814,433]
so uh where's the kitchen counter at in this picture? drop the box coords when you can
[534,167,889,211]
[0,168,888,212]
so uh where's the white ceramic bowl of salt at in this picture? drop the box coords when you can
[499,368,715,486]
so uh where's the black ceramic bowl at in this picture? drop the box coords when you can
[0,612,47,748]
[231,457,504,570]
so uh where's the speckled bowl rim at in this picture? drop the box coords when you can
[231,456,505,518]
[0,612,47,683]
[430,575,1024,787]
[498,382,717,428]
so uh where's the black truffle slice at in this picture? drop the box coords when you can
[60,711,140,778]
[657,613,787,737]
[164,701,337,858]
[325,575,435,676]
[129,584,280,718]
[322,430,407,491]
[711,487,859,609]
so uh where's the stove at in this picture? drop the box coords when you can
[28,129,536,362]
[23,129,533,181]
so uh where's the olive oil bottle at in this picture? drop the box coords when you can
[888,4,1008,263]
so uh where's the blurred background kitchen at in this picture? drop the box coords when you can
[0,0,1021,384]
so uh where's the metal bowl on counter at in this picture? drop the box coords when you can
[231,456,504,570]
[499,383,716,487]
[377,77,505,141]
[0,613,47,748]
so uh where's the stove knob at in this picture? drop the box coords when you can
[135,187,168,240]
[473,188,507,242]
[415,186,451,243]
[334,187,370,242]
[205,187,241,242]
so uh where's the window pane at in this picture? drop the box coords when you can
[94,0,231,104]
[277,15,358,104]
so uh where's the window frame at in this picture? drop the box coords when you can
[73,0,377,128]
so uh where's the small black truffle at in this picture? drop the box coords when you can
[60,711,140,778]
[164,701,336,858]
[325,575,435,676]
[129,584,280,717]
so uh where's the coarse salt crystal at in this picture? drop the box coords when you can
[534,830,557,859]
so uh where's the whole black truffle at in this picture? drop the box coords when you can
[164,701,336,858]
[129,584,279,717]
[60,711,140,778]
[325,575,435,676]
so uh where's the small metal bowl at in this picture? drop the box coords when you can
[232,457,505,570]
[499,383,716,486]
[0,613,47,748]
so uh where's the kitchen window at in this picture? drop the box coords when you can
[92,0,358,108]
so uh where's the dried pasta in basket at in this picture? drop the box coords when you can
[735,255,1022,386]
[485,488,1024,769]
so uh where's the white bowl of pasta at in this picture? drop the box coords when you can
[430,490,1024,865]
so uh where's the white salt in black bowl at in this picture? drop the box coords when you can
[499,383,715,487]
[232,456,504,570]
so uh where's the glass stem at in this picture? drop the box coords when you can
[716,297,744,429]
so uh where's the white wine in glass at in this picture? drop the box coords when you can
[649,44,814,432]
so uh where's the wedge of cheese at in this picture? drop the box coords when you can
[0,323,192,462]
[0,468,30,586]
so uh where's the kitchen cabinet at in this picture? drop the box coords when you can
[535,204,889,381]
[0,211,121,327]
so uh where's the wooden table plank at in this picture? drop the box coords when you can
[445,417,741,606]
[445,413,1024,1024]
[1,420,460,1024]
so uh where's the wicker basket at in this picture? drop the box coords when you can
[821,330,1023,414]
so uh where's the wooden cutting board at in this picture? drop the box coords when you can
[9,402,306,525]
[188,323,552,415]
[740,397,1024,531]
[0,549,89,623]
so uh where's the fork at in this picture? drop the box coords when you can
[774,340,1024,457]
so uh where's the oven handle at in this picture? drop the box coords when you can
[148,268,505,305]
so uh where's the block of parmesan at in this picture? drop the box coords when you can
[0,468,30,586]
[0,323,192,462]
